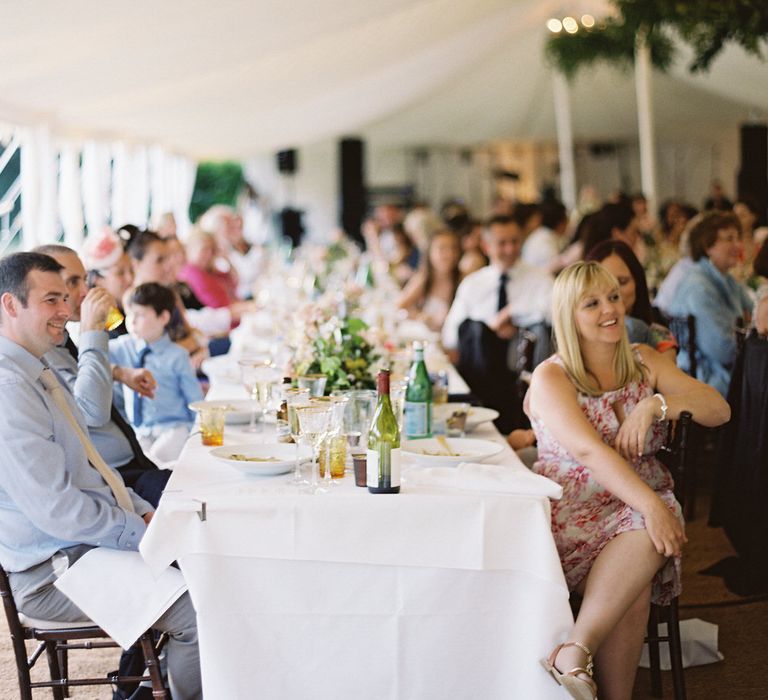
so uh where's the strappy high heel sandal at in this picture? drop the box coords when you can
[540,641,598,700]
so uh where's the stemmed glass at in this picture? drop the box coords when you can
[310,395,349,489]
[238,357,273,433]
[296,404,332,494]
[285,388,311,486]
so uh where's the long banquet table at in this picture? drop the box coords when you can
[140,375,574,699]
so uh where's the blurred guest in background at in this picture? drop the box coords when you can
[458,220,488,277]
[82,228,134,339]
[397,229,461,332]
[582,201,644,263]
[668,211,753,395]
[199,204,262,299]
[703,179,733,211]
[522,199,569,273]
[389,223,420,287]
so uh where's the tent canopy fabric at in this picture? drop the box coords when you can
[1,0,766,159]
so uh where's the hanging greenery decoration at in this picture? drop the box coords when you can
[546,0,768,79]
[188,161,245,224]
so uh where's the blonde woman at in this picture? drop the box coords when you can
[529,262,729,700]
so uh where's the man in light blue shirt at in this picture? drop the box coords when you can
[0,252,201,699]
[37,244,171,506]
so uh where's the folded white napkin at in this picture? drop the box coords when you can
[404,462,562,499]
[55,548,187,649]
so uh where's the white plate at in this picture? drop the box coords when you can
[209,443,311,476]
[402,437,503,466]
[188,399,259,425]
[465,406,500,430]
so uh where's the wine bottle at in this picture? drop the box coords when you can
[367,369,401,494]
[404,341,432,439]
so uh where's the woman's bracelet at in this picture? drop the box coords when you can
[653,392,668,422]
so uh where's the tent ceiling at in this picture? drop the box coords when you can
[1,0,766,159]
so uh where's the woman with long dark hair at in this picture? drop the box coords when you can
[585,240,677,358]
[397,229,461,332]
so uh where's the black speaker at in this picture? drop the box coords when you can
[279,207,304,247]
[738,124,768,222]
[276,149,297,174]
[339,138,366,244]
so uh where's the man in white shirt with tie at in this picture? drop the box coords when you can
[442,215,554,364]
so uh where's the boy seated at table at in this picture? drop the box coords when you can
[109,282,203,465]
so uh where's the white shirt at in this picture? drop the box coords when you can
[226,245,264,299]
[522,226,561,269]
[441,262,554,350]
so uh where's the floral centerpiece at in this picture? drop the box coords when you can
[290,292,383,393]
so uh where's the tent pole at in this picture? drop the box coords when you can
[634,30,658,216]
[552,71,577,212]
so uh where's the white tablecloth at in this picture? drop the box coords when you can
[141,387,573,699]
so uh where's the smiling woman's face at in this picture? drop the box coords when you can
[574,283,625,346]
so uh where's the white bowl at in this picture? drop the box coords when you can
[465,406,500,430]
[209,443,311,476]
[402,437,503,466]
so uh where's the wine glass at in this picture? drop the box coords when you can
[238,357,273,433]
[285,388,311,486]
[255,369,282,435]
[296,404,332,494]
[310,395,349,488]
[297,373,327,397]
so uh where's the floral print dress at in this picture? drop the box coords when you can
[530,354,682,605]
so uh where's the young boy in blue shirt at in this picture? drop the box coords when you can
[109,283,203,465]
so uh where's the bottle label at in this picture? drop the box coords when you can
[366,447,401,489]
[404,401,431,438]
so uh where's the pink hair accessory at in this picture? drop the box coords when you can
[83,228,124,271]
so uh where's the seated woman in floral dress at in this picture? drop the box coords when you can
[529,261,729,700]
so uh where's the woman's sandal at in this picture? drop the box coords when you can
[540,641,598,700]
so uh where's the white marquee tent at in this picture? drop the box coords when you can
[1,0,767,242]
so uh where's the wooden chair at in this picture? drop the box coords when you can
[0,562,168,700]
[646,409,693,699]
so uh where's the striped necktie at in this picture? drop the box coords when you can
[39,367,135,512]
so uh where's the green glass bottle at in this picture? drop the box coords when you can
[367,369,401,494]
[404,342,432,439]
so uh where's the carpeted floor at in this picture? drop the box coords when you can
[1,478,767,698]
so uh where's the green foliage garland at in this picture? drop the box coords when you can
[188,161,245,224]
[546,0,768,79]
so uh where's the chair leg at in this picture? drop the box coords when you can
[647,604,663,698]
[56,644,70,698]
[139,632,169,699]
[10,633,34,700]
[44,640,65,700]
[667,600,687,700]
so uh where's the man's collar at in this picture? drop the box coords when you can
[491,260,521,276]
[0,335,46,380]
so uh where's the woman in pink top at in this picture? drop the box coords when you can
[178,230,238,309]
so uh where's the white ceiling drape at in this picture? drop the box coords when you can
[2,1,764,160]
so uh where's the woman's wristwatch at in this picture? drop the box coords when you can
[653,392,668,422]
